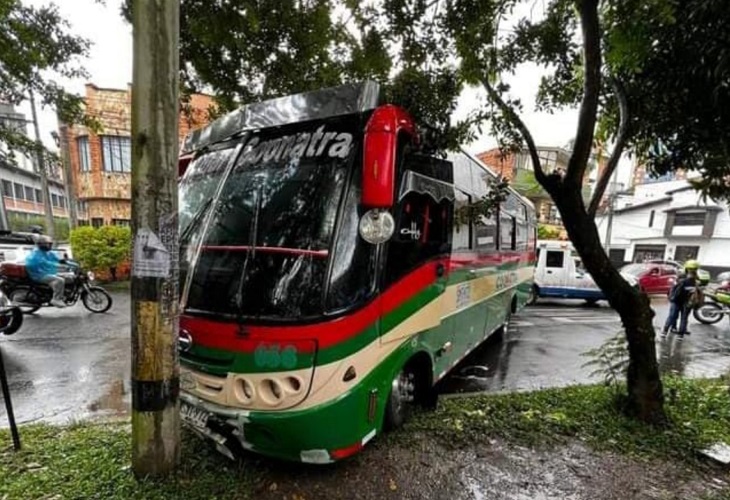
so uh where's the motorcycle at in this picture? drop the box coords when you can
[693,281,730,325]
[0,260,112,315]
[0,288,23,335]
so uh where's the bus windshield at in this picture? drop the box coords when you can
[183,120,358,321]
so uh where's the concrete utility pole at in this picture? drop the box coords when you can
[53,118,78,230]
[28,89,55,239]
[130,0,180,477]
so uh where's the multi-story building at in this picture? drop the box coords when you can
[476,146,600,225]
[595,178,730,276]
[0,103,77,231]
[61,84,215,227]
[630,161,687,189]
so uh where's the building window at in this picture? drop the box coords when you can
[91,217,104,228]
[51,193,59,207]
[13,183,24,200]
[59,196,66,209]
[2,180,13,198]
[77,136,91,172]
[112,218,130,227]
[35,189,42,203]
[648,210,655,228]
[674,245,699,262]
[674,212,705,226]
[100,135,131,173]
[24,186,34,202]
[78,219,89,226]
[537,149,559,172]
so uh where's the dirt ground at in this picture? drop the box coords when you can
[243,434,730,500]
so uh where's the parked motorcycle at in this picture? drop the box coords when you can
[0,260,112,315]
[693,283,730,325]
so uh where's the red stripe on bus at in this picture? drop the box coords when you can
[180,259,443,354]
[202,245,329,258]
[181,249,535,354]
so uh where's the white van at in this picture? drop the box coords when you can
[532,240,636,304]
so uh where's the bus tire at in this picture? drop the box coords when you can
[384,365,416,430]
[384,355,433,430]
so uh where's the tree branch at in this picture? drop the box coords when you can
[566,0,601,188]
[588,76,629,217]
[480,77,548,187]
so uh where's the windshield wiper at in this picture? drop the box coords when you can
[234,187,262,312]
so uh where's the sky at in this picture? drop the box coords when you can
[17,0,633,189]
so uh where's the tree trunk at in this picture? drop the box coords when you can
[551,181,666,423]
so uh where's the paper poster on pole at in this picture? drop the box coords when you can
[132,228,170,278]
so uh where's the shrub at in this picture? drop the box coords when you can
[70,225,131,280]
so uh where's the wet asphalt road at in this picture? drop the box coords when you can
[439,297,730,394]
[0,291,130,427]
[1,292,728,427]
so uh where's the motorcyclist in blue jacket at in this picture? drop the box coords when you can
[25,235,67,308]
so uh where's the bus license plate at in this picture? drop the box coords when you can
[181,402,209,430]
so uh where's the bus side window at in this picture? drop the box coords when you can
[385,190,451,288]
[453,189,472,251]
[500,212,516,251]
[475,214,497,252]
[516,217,528,251]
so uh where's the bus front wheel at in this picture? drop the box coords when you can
[384,365,417,430]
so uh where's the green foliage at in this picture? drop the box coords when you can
[0,0,98,157]
[445,0,730,201]
[511,169,548,198]
[7,212,69,241]
[122,0,471,153]
[537,224,560,240]
[69,225,131,277]
[407,377,730,466]
[581,331,630,391]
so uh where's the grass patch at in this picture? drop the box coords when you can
[0,423,255,499]
[408,376,730,466]
[1,377,727,498]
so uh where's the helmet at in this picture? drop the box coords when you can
[36,235,53,251]
[684,259,700,271]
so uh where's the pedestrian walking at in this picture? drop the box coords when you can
[661,260,702,340]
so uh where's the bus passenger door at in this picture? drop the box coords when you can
[380,169,452,347]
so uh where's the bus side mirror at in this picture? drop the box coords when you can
[361,105,418,209]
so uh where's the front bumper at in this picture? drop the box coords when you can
[179,377,383,463]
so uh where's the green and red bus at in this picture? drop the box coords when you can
[177,81,537,463]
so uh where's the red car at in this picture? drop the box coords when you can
[620,263,678,295]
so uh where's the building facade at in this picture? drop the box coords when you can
[596,179,730,276]
[61,84,215,227]
[0,103,76,232]
[476,146,601,225]
[630,161,687,189]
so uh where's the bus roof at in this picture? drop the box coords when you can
[180,81,382,156]
[457,148,536,212]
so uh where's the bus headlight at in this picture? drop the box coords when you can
[359,209,395,244]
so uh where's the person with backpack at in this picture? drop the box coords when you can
[661,260,701,339]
